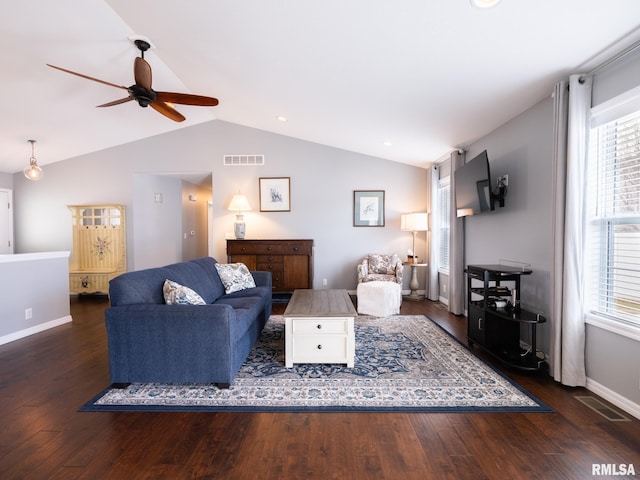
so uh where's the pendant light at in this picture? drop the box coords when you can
[23,140,44,181]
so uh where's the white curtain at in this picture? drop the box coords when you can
[448,150,465,315]
[550,74,592,386]
[428,165,440,301]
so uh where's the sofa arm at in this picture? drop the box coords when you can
[357,259,369,282]
[251,271,272,289]
[105,303,241,384]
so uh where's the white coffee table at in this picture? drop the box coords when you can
[284,289,357,368]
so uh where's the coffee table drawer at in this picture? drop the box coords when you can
[292,318,349,334]
[292,335,348,363]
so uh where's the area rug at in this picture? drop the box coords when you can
[81,315,551,413]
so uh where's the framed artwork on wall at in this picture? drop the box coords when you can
[259,177,291,212]
[353,190,385,227]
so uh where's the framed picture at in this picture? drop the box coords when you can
[353,190,385,227]
[259,177,291,212]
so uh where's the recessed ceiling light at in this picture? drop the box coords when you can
[470,0,501,8]
[383,141,393,147]
[276,115,288,122]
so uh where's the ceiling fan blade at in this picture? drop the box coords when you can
[134,57,152,91]
[151,101,186,122]
[47,64,129,91]
[156,91,219,106]
[97,97,134,108]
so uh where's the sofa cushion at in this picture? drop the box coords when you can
[163,279,206,305]
[215,263,256,294]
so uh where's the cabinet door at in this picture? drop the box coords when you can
[230,254,256,271]
[467,304,485,345]
[283,255,310,290]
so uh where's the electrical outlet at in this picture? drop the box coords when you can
[25,308,32,320]
[322,278,328,286]
[498,175,509,186]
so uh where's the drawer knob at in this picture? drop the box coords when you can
[317,324,322,329]
[317,344,323,350]
[293,246,299,251]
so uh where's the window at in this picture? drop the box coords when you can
[437,176,450,274]
[586,108,640,328]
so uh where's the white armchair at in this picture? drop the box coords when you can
[357,254,403,285]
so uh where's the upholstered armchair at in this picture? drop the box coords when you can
[357,254,403,285]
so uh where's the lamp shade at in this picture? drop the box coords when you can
[456,208,474,218]
[228,194,251,212]
[400,212,429,232]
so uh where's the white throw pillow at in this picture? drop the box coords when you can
[163,279,206,305]
[214,263,256,294]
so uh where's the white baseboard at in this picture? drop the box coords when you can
[0,315,73,346]
[586,377,640,420]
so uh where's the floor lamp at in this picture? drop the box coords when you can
[401,212,429,301]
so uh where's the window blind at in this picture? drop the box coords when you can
[438,178,450,273]
[587,109,640,326]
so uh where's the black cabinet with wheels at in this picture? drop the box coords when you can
[466,264,546,371]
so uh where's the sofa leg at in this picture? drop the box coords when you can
[111,383,131,389]
[215,382,231,389]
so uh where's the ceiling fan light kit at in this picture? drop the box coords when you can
[47,36,218,122]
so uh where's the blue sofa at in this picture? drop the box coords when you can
[105,257,272,388]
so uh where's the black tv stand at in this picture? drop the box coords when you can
[465,264,546,372]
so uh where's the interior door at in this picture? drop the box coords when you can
[0,189,13,254]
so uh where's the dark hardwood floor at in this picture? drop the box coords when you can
[1,295,639,479]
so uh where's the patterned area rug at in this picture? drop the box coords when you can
[81,315,551,412]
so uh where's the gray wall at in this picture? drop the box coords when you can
[0,252,71,344]
[464,97,554,356]
[12,120,429,291]
[0,173,12,189]
[461,47,640,414]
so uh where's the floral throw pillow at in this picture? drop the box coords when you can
[368,254,396,274]
[215,263,256,294]
[163,279,206,305]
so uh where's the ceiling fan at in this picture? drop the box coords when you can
[47,39,219,122]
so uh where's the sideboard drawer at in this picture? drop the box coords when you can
[227,242,257,255]
[256,244,284,254]
[256,261,284,273]
[284,242,312,255]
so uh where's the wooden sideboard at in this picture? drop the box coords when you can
[226,239,313,292]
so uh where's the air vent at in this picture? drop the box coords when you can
[223,155,264,166]
[574,396,630,421]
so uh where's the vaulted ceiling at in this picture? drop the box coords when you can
[2,0,640,174]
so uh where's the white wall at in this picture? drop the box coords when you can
[12,120,429,291]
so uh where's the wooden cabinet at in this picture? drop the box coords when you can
[68,205,126,294]
[226,239,313,292]
[466,264,546,371]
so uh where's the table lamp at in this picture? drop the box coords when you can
[228,194,251,239]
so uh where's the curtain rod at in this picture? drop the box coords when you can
[580,39,640,83]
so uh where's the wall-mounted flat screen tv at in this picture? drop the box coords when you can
[454,150,493,217]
